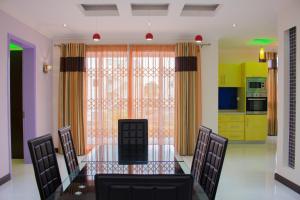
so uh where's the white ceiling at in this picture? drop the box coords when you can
[0,0,279,47]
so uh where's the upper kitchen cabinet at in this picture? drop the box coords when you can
[219,64,242,87]
[242,62,268,78]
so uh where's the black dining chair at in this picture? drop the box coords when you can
[191,125,212,184]
[118,119,148,164]
[200,133,228,200]
[28,134,62,200]
[95,174,193,200]
[58,126,79,175]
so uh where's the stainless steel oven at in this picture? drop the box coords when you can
[246,77,267,114]
[246,97,267,114]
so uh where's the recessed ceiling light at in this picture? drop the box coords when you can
[232,23,237,28]
[63,24,67,27]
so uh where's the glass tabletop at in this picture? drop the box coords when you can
[82,144,184,163]
[49,161,192,200]
[48,145,199,200]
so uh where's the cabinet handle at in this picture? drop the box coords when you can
[224,76,226,85]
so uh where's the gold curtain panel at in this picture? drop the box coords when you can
[175,42,201,156]
[59,43,87,155]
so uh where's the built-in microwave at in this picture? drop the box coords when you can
[246,77,267,97]
[246,97,267,114]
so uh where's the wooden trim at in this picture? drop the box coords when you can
[0,174,11,185]
[275,173,300,194]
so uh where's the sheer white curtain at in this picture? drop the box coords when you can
[129,45,176,145]
[86,45,175,149]
[86,45,128,149]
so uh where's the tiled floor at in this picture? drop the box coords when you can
[0,140,300,200]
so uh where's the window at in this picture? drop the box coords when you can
[86,45,175,148]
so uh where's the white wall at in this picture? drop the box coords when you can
[201,40,219,133]
[276,0,300,185]
[0,10,52,178]
[52,46,60,147]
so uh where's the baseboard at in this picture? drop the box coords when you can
[275,173,300,194]
[0,174,11,185]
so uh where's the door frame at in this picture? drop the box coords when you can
[7,33,37,167]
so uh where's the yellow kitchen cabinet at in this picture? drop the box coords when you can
[218,113,244,140]
[245,115,267,141]
[242,62,268,77]
[219,64,242,87]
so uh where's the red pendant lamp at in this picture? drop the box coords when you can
[145,32,153,41]
[93,33,101,41]
[145,21,154,41]
[195,34,203,43]
[93,17,101,42]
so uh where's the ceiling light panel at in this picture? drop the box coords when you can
[79,4,119,16]
[181,4,220,16]
[131,4,169,16]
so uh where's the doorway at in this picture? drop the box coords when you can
[10,43,24,159]
[7,34,37,166]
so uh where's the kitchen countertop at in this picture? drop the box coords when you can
[218,110,245,114]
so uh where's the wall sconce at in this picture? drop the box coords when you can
[259,48,266,62]
[43,64,52,73]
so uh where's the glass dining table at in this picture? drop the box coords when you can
[49,144,207,200]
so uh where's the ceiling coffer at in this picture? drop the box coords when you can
[131,4,169,16]
[79,4,119,16]
[181,4,220,16]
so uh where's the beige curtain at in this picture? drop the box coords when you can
[266,52,278,136]
[175,43,201,155]
[58,43,87,155]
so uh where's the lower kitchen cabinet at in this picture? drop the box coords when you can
[244,115,267,141]
[218,113,245,140]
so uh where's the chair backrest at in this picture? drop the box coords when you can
[200,133,228,200]
[28,134,62,200]
[58,126,79,174]
[191,125,212,184]
[95,174,193,200]
[118,119,148,164]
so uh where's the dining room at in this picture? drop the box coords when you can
[1,0,300,200]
